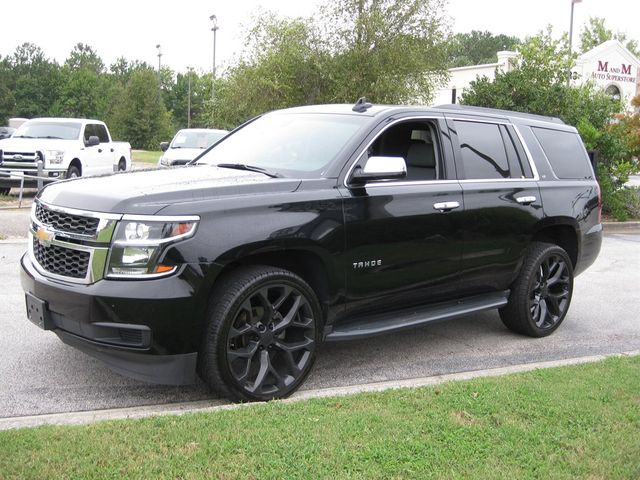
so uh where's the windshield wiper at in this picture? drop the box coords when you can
[216,163,282,178]
[40,135,63,139]
[14,135,34,139]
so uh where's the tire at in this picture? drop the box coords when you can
[67,165,81,179]
[199,265,321,402]
[0,187,10,196]
[118,159,126,172]
[500,242,574,337]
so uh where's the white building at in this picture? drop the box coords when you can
[434,40,640,111]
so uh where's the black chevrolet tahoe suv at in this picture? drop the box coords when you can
[21,102,602,401]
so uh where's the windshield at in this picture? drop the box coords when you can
[171,130,227,149]
[196,113,367,176]
[14,121,82,140]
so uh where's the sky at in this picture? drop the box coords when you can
[0,0,638,75]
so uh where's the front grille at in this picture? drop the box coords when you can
[3,151,38,163]
[35,202,100,236]
[32,238,90,279]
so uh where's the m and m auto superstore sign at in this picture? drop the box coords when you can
[592,60,636,84]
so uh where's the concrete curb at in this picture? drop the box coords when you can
[602,221,640,234]
[1,350,638,431]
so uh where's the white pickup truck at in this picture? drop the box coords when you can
[0,118,131,195]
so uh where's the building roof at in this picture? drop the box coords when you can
[578,39,640,67]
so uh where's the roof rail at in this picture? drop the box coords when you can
[435,104,565,124]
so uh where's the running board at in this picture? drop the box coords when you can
[324,290,510,342]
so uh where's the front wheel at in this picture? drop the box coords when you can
[199,266,320,402]
[67,165,80,179]
[500,242,574,337]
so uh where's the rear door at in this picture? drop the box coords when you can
[92,124,114,174]
[445,116,543,296]
[338,115,464,318]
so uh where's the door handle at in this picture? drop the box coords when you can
[110,148,114,153]
[516,196,536,205]
[433,201,460,212]
[98,149,103,153]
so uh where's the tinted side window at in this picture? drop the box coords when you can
[83,124,96,142]
[532,127,593,179]
[94,124,109,143]
[453,120,510,179]
[366,120,443,181]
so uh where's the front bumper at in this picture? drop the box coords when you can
[20,253,206,385]
[0,168,66,188]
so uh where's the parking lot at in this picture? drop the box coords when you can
[1,232,638,419]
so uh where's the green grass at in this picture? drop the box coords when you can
[1,356,639,479]
[132,150,162,164]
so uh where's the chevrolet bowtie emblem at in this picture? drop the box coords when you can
[36,227,54,246]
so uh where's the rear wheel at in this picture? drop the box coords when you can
[500,242,573,337]
[200,266,320,402]
[118,159,126,172]
[67,165,80,179]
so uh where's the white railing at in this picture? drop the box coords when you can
[0,161,50,209]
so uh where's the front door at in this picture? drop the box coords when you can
[339,117,464,318]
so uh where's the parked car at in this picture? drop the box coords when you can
[0,126,15,140]
[158,128,228,167]
[0,118,131,195]
[21,101,602,402]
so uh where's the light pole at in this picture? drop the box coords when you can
[156,44,162,72]
[187,67,192,128]
[210,14,219,106]
[568,0,582,85]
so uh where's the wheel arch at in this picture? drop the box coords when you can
[212,247,336,325]
[69,158,82,176]
[532,219,579,269]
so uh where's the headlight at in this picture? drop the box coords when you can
[106,215,199,278]
[46,150,65,164]
[160,156,172,166]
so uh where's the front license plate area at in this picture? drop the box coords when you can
[25,293,53,330]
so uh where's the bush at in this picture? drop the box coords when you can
[597,164,640,221]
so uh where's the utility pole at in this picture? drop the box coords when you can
[568,0,582,85]
[156,44,162,72]
[187,67,192,128]
[210,15,219,106]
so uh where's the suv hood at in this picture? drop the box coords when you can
[38,165,302,214]
[162,147,207,163]
[0,137,76,152]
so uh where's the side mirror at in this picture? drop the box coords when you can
[87,135,100,147]
[160,142,169,152]
[351,156,407,184]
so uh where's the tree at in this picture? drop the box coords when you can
[213,15,327,128]
[213,0,451,128]
[54,44,106,118]
[448,31,521,67]
[580,17,639,57]
[64,43,104,74]
[320,0,451,103]
[110,68,172,149]
[7,43,62,118]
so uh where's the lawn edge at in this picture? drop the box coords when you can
[1,349,638,431]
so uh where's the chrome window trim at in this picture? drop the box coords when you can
[446,118,540,182]
[342,115,444,189]
[342,116,541,189]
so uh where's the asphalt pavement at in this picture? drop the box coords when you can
[0,233,639,418]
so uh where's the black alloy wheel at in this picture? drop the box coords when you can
[118,159,126,172]
[200,266,320,402]
[500,242,574,337]
[529,253,571,329]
